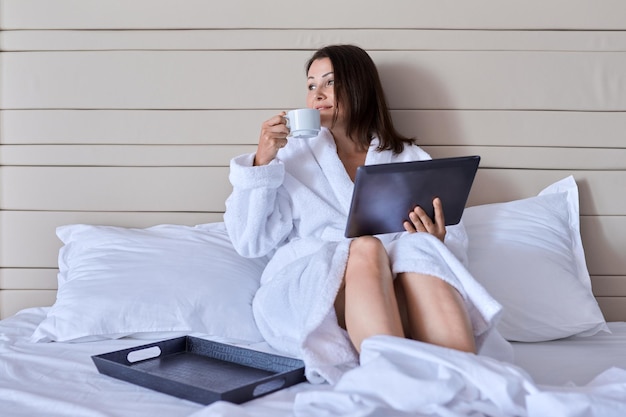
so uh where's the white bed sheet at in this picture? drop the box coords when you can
[1,308,626,417]
[511,321,626,386]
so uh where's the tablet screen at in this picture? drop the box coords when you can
[345,155,480,238]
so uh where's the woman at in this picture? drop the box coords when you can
[224,45,502,383]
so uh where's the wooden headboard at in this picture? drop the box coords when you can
[1,1,625,320]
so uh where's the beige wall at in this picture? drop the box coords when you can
[1,0,626,318]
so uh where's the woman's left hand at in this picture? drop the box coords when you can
[403,197,446,242]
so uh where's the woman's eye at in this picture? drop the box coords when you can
[327,79,335,86]
[308,84,316,91]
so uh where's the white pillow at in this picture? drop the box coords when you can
[31,222,267,343]
[463,176,609,342]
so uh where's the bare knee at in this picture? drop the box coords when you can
[349,235,384,253]
[348,236,387,264]
[345,236,390,284]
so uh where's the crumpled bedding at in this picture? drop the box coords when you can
[195,335,626,417]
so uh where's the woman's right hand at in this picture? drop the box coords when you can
[254,112,290,166]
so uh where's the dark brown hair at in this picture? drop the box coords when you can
[306,44,415,153]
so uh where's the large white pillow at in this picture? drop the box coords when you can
[31,222,267,343]
[463,176,609,342]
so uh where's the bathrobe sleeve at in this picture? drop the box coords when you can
[224,153,294,258]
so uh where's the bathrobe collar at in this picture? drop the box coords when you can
[307,128,390,214]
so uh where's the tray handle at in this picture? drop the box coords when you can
[126,346,162,363]
[252,378,287,397]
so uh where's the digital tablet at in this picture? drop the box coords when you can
[345,155,480,238]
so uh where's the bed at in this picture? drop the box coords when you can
[2,178,625,416]
[2,1,626,416]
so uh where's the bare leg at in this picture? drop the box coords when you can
[335,236,404,351]
[397,272,476,353]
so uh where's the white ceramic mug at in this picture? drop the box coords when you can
[285,108,321,139]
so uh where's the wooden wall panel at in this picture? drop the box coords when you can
[0,110,276,145]
[592,276,626,297]
[596,298,626,322]
[0,290,56,318]
[3,51,626,111]
[4,29,626,52]
[2,0,625,30]
[3,110,626,148]
[0,145,256,167]
[468,170,626,216]
[0,269,57,289]
[3,166,625,216]
[0,167,231,211]
[4,144,626,171]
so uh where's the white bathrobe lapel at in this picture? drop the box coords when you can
[308,129,354,213]
[308,131,394,214]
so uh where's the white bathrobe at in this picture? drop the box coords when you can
[224,128,504,384]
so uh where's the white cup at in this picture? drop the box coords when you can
[285,108,321,139]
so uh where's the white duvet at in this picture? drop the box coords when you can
[196,336,626,417]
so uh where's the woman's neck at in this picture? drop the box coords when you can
[331,128,369,181]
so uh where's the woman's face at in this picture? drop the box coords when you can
[306,58,342,129]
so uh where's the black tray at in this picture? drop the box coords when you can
[92,336,306,405]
